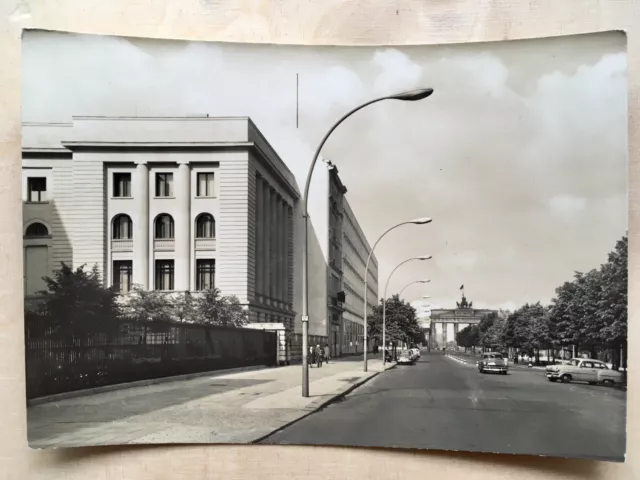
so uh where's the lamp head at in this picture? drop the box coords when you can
[390,88,434,101]
[419,279,431,283]
[417,255,433,260]
[411,217,432,225]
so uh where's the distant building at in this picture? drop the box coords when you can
[340,188,378,355]
[429,294,495,349]
[296,161,378,357]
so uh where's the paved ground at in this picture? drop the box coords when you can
[28,354,392,448]
[261,351,627,461]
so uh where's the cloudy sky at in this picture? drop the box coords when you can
[22,31,627,311]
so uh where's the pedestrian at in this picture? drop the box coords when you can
[317,344,323,368]
[325,343,330,364]
[309,346,316,367]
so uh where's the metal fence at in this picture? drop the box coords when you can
[24,313,277,399]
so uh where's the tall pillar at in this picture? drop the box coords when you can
[175,161,191,291]
[264,186,272,304]
[269,189,277,304]
[256,177,264,301]
[286,205,293,308]
[281,201,288,307]
[133,161,149,289]
[277,197,284,306]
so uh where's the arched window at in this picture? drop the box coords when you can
[155,214,175,239]
[196,213,215,238]
[112,214,133,240]
[25,222,50,238]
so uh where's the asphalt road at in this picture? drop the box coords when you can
[261,351,627,461]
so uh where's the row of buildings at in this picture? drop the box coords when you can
[21,116,378,363]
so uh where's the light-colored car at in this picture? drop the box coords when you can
[546,358,624,386]
[397,350,415,365]
[409,348,421,360]
[477,352,508,374]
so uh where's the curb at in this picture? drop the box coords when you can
[445,354,472,366]
[27,364,270,406]
[251,362,397,444]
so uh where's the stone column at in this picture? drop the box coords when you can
[263,185,271,304]
[281,201,288,307]
[175,161,191,291]
[133,161,149,289]
[269,189,277,304]
[277,197,284,306]
[256,177,264,301]
[286,205,293,308]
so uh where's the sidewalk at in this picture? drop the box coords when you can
[28,355,395,448]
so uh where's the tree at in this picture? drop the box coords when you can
[194,288,248,327]
[482,314,507,352]
[456,325,479,352]
[35,263,121,337]
[368,295,422,346]
[124,286,175,322]
[598,235,628,370]
[503,302,549,363]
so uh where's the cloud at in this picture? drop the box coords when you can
[548,194,588,220]
[22,32,627,311]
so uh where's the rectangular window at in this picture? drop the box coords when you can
[113,173,132,197]
[27,177,47,202]
[155,260,174,291]
[196,172,215,197]
[113,260,133,293]
[155,173,173,197]
[196,259,215,291]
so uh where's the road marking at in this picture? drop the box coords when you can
[445,354,474,367]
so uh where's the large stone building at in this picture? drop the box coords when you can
[22,116,376,361]
[429,294,495,350]
[22,116,297,339]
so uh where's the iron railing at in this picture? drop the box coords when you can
[24,313,277,399]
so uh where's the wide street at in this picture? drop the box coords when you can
[262,351,627,461]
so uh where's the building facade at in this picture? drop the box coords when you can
[291,160,378,358]
[22,116,299,339]
[429,294,495,350]
[340,196,378,355]
[22,116,376,361]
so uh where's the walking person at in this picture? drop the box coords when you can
[324,343,330,364]
[317,344,323,368]
[309,345,316,368]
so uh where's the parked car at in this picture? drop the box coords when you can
[546,358,624,386]
[397,350,415,365]
[409,348,421,360]
[477,352,508,375]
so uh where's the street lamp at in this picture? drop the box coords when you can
[382,255,432,365]
[362,217,432,372]
[300,88,434,397]
[398,279,431,298]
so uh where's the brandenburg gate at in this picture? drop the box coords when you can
[428,294,495,350]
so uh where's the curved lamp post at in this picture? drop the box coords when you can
[382,255,432,365]
[362,218,432,372]
[398,279,431,298]
[299,88,434,397]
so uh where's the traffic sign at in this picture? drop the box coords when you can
[301,315,309,322]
